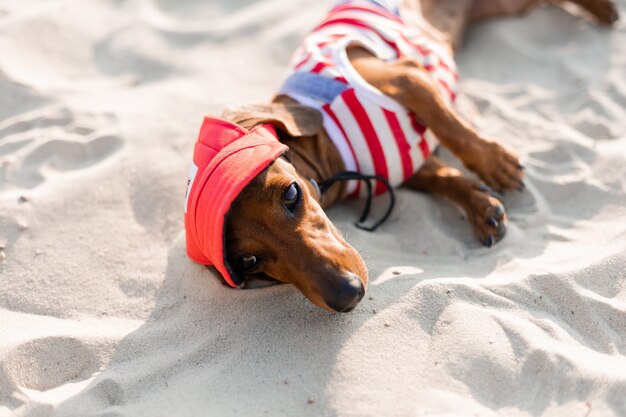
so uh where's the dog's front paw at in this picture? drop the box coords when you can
[465,184,507,248]
[465,138,525,193]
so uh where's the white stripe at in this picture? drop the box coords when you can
[424,129,439,153]
[360,97,405,186]
[323,111,359,196]
[322,114,359,196]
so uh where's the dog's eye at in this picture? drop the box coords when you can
[240,255,257,270]
[283,182,300,211]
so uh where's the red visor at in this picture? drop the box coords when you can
[184,117,287,287]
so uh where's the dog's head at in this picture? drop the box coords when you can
[223,103,368,312]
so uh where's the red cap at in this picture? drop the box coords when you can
[184,117,287,287]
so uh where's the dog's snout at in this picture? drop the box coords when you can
[326,272,365,313]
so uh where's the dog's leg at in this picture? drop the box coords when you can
[406,0,474,51]
[469,0,546,21]
[348,47,525,192]
[470,0,619,25]
[404,155,507,246]
[405,0,619,56]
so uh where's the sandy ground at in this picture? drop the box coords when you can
[1,0,626,416]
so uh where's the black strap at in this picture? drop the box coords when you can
[316,171,395,232]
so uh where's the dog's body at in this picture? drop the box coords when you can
[218,0,619,312]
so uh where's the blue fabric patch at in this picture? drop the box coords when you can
[280,72,349,104]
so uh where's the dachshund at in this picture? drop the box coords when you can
[198,0,619,312]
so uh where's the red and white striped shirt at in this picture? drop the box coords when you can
[279,0,459,197]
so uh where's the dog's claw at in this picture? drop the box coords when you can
[517,181,526,192]
[494,205,505,219]
[517,163,525,170]
[483,235,495,248]
[611,10,620,23]
[496,220,506,237]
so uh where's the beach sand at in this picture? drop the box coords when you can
[1,0,625,416]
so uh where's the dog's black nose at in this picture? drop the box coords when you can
[326,273,365,313]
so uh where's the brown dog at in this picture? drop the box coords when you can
[222,0,619,312]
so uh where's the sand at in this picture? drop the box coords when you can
[1,0,625,416]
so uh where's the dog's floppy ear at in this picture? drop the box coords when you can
[221,103,323,137]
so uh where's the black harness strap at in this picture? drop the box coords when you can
[314,171,396,232]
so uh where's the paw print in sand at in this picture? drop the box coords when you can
[0,107,123,190]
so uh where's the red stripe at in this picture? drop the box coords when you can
[434,58,460,83]
[437,57,454,74]
[409,113,430,161]
[342,89,389,194]
[438,78,454,100]
[311,62,328,73]
[383,109,413,181]
[322,103,361,198]
[423,63,459,88]
[401,33,429,56]
[315,17,375,33]
[409,113,426,136]
[418,137,431,160]
[335,76,348,84]
[409,113,430,160]
[329,3,402,23]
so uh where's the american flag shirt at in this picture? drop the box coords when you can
[279,0,459,197]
